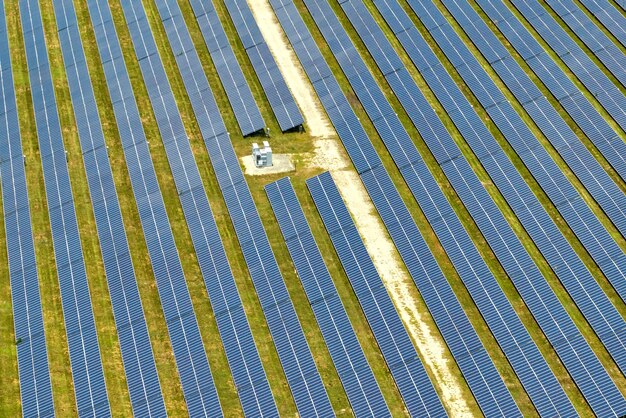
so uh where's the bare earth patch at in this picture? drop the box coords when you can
[247,0,471,413]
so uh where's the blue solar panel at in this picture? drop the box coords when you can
[371,0,626,414]
[188,0,265,136]
[440,0,626,332]
[51,0,167,414]
[222,0,304,131]
[145,0,331,414]
[19,0,111,415]
[266,177,390,417]
[543,0,626,86]
[491,0,626,136]
[478,10,626,176]
[307,172,447,418]
[0,3,54,416]
[577,0,626,47]
[406,0,626,299]
[438,1,626,229]
[85,0,226,416]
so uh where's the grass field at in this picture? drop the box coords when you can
[1,0,625,416]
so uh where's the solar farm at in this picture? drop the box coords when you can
[1,0,626,415]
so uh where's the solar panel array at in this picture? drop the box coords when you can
[307,0,587,414]
[369,0,626,414]
[438,0,626,364]
[270,0,503,415]
[142,0,332,414]
[441,0,626,371]
[307,172,450,418]
[577,0,626,47]
[86,0,223,415]
[19,0,111,415]
[0,3,54,416]
[52,0,167,415]
[471,0,626,189]
[121,0,280,414]
[542,0,626,87]
[187,0,265,136]
[436,1,626,239]
[266,177,390,417]
[222,0,303,131]
[403,0,626,306]
[495,0,626,136]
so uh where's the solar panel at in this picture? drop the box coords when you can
[307,172,448,418]
[51,0,167,414]
[0,3,54,416]
[474,3,626,185]
[369,0,626,414]
[493,0,626,135]
[405,0,626,303]
[144,0,331,414]
[266,177,390,417]
[19,0,110,415]
[187,0,265,136]
[222,0,304,131]
[85,0,225,416]
[576,0,626,47]
[434,2,626,378]
[543,0,626,86]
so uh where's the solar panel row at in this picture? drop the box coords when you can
[318,0,581,415]
[576,0,626,47]
[19,0,111,415]
[493,0,626,137]
[469,0,626,191]
[373,0,626,414]
[222,0,303,131]
[437,1,626,239]
[86,1,223,415]
[0,3,54,416]
[144,0,332,414]
[440,0,626,377]
[542,0,626,87]
[404,0,626,309]
[307,172,449,418]
[125,0,281,414]
[187,0,265,136]
[266,177,390,417]
[270,0,481,415]
[52,0,167,415]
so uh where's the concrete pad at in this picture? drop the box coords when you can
[240,153,295,175]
